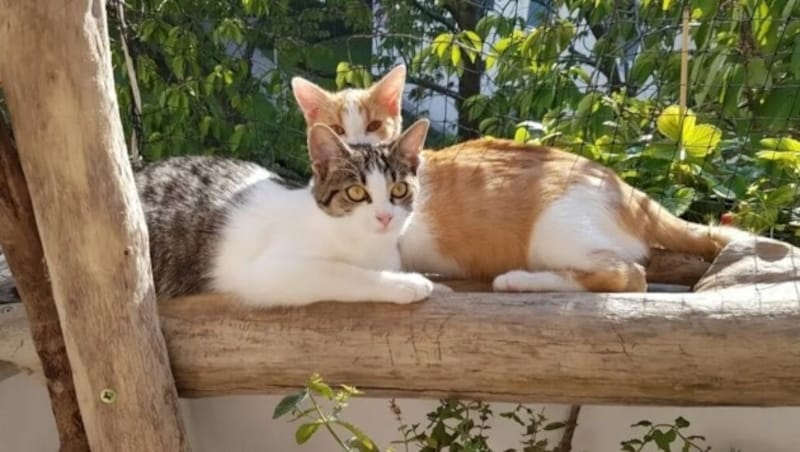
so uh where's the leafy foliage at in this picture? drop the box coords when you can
[273,373,379,451]
[621,417,711,452]
[275,374,725,452]
[98,0,800,243]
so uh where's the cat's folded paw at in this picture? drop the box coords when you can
[382,272,434,304]
[492,271,530,292]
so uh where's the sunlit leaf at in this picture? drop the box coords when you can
[657,106,695,142]
[295,422,321,444]
[759,137,800,152]
[683,124,722,157]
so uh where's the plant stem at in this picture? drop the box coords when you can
[309,393,350,451]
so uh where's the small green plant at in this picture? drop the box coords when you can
[272,373,380,451]
[274,374,728,452]
[621,417,710,452]
[390,399,567,452]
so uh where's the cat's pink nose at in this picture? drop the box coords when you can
[375,212,393,227]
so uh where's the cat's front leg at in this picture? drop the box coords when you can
[220,256,434,307]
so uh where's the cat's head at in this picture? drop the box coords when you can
[292,65,406,145]
[307,118,429,236]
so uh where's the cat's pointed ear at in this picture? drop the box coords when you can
[392,119,429,172]
[308,123,351,179]
[292,77,331,124]
[369,64,406,116]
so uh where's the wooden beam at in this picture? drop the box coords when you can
[3,286,799,406]
[0,2,188,450]
[0,115,89,451]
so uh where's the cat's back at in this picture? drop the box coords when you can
[135,156,273,299]
[419,137,615,206]
[407,138,629,278]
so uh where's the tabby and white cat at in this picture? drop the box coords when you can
[138,119,434,306]
[292,65,749,292]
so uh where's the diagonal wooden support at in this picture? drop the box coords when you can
[0,1,188,450]
[0,115,89,451]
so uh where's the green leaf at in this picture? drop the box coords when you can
[752,0,773,48]
[662,0,675,11]
[661,187,696,216]
[433,33,452,58]
[683,124,722,157]
[642,143,680,161]
[767,184,798,206]
[632,420,653,427]
[514,127,531,143]
[691,0,718,19]
[577,93,599,117]
[674,416,690,429]
[543,421,567,431]
[199,116,213,139]
[757,151,800,163]
[462,30,482,52]
[746,57,769,86]
[272,389,308,419]
[295,422,321,445]
[652,428,677,451]
[721,64,745,115]
[657,106,695,142]
[450,46,462,68]
[630,50,657,87]
[172,55,185,80]
[336,421,379,451]
[759,137,800,152]
[309,378,334,400]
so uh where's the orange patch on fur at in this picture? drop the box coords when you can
[417,138,731,281]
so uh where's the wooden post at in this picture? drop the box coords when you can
[0,1,189,450]
[0,117,90,451]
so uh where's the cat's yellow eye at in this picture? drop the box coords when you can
[366,120,382,132]
[331,125,346,135]
[390,182,409,198]
[345,185,368,202]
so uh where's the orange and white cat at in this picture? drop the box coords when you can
[292,65,749,293]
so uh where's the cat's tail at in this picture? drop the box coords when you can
[635,190,752,262]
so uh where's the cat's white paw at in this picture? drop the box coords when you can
[492,271,531,292]
[493,270,580,292]
[382,272,434,304]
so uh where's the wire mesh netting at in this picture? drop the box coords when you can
[30,0,794,247]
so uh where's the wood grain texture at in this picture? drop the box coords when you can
[0,116,89,451]
[6,283,798,406]
[0,1,188,450]
[3,287,798,406]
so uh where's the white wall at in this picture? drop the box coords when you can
[2,373,798,451]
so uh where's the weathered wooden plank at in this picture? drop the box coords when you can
[0,1,188,450]
[3,286,798,406]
